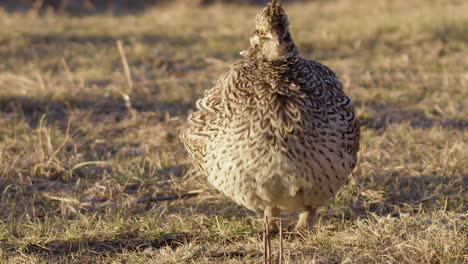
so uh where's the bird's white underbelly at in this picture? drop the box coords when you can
[203,133,354,212]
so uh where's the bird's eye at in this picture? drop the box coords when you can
[256,31,266,38]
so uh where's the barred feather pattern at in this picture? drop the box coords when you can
[180,55,360,213]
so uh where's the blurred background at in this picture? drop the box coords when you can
[2,0,305,12]
[0,0,466,263]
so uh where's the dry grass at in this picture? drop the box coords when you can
[0,0,467,263]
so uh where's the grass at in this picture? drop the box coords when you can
[0,0,467,263]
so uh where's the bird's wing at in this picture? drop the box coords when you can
[300,59,360,160]
[180,75,224,165]
[180,62,256,169]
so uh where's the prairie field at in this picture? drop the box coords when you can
[0,0,467,263]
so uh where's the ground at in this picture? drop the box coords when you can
[0,0,467,263]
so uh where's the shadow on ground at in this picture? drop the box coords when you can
[0,94,193,128]
[1,232,190,259]
[359,173,466,217]
[355,100,467,131]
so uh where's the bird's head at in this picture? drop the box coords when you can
[247,0,298,61]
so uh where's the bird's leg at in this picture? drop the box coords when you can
[278,217,283,264]
[263,213,270,264]
[265,206,280,231]
[263,207,278,264]
[295,207,317,230]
